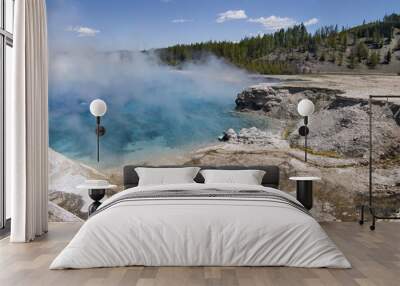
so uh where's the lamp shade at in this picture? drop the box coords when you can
[297,99,315,117]
[90,99,107,117]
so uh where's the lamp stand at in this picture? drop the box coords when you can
[298,116,309,163]
[95,116,106,162]
[304,116,308,162]
[96,117,100,162]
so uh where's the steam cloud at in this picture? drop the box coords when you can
[49,49,259,166]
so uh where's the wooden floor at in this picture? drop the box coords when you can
[0,222,399,286]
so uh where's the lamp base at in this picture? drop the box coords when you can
[88,189,106,216]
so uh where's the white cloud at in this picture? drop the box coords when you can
[172,19,193,24]
[160,0,172,3]
[249,16,319,31]
[303,17,319,26]
[66,26,100,37]
[216,10,247,23]
[248,16,296,31]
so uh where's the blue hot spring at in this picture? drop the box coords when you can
[49,51,274,167]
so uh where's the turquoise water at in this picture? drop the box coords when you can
[48,51,273,167]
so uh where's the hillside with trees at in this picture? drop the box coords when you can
[155,13,400,74]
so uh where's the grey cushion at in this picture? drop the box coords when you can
[123,165,280,189]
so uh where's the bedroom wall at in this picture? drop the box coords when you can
[46,0,400,222]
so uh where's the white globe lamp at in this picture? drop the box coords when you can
[297,99,315,117]
[90,99,107,117]
[297,99,315,162]
[89,99,107,162]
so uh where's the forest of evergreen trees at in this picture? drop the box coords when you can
[155,13,400,74]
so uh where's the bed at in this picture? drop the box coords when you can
[50,165,350,269]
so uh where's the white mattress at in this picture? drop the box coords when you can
[50,183,351,269]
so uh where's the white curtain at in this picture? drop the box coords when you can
[7,0,49,242]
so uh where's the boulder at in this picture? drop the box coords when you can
[235,86,293,119]
[235,85,342,120]
[218,128,237,142]
[235,86,400,159]
[289,97,400,158]
[219,127,289,148]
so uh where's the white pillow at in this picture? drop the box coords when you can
[200,169,266,185]
[135,167,200,186]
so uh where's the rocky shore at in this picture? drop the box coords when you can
[235,85,400,159]
[48,74,400,222]
[189,78,400,221]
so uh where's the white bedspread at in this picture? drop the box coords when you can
[50,183,351,269]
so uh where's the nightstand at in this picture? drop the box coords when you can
[289,177,321,210]
[77,180,117,216]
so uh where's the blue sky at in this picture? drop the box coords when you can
[47,0,400,51]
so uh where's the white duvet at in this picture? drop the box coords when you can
[50,183,351,269]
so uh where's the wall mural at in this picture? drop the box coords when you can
[47,0,400,222]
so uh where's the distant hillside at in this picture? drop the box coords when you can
[156,13,400,74]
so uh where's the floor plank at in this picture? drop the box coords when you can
[0,222,399,286]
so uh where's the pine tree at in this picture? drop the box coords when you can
[347,48,358,69]
[384,49,391,64]
[356,42,369,61]
[368,52,380,68]
[156,14,400,74]
[337,52,344,66]
[328,52,336,63]
[372,28,383,48]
